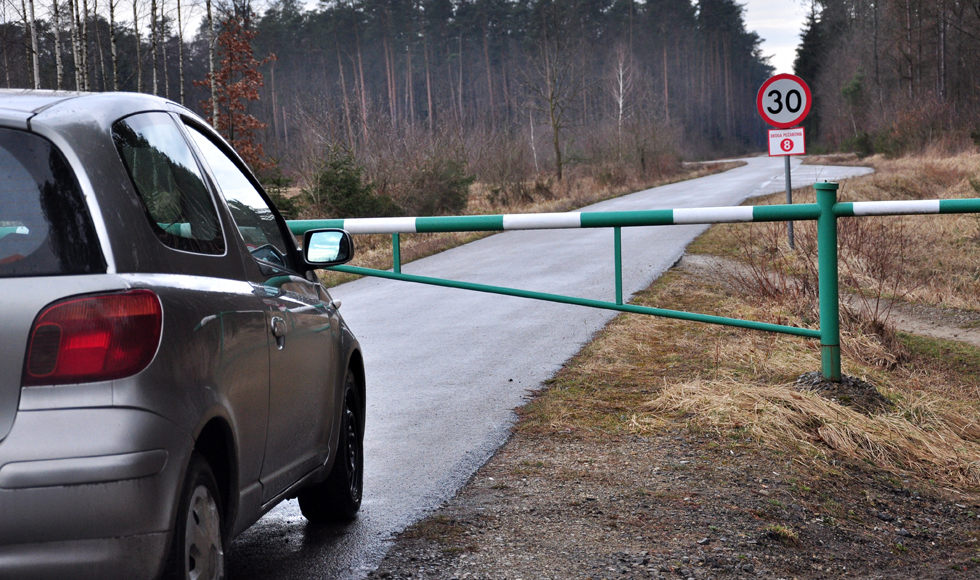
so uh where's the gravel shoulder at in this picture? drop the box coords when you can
[367,254,980,580]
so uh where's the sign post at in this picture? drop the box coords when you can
[757,74,812,249]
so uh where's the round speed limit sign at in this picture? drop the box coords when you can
[757,74,811,129]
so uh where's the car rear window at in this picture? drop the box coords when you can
[0,127,105,277]
[112,113,225,255]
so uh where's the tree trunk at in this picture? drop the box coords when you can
[177,0,184,103]
[133,0,141,91]
[483,22,494,125]
[447,44,457,124]
[27,0,39,88]
[151,0,158,94]
[457,34,463,123]
[81,0,89,90]
[94,0,107,90]
[382,33,395,124]
[662,41,669,123]
[54,0,64,89]
[20,0,32,88]
[354,23,368,141]
[423,33,433,131]
[69,0,80,89]
[161,3,169,99]
[206,0,217,124]
[2,18,10,88]
[110,0,118,90]
[406,43,414,128]
[337,48,353,145]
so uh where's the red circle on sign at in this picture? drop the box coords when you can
[757,74,812,129]
[781,139,793,152]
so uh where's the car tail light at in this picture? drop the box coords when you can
[22,290,162,386]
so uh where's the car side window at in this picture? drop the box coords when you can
[112,113,225,255]
[184,125,292,267]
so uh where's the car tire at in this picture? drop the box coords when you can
[164,452,226,580]
[298,369,363,524]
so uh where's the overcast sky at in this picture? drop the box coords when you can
[741,0,810,75]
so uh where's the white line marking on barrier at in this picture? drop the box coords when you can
[502,213,582,230]
[673,206,754,224]
[343,217,419,234]
[851,200,940,216]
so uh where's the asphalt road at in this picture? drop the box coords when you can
[226,156,873,579]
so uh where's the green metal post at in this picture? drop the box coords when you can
[614,227,623,305]
[815,182,841,382]
[392,233,401,274]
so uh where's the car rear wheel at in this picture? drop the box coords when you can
[165,452,225,580]
[298,369,363,523]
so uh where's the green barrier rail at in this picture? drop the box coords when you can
[287,184,980,382]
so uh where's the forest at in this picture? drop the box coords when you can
[795,0,980,156]
[0,0,775,217]
[2,1,977,218]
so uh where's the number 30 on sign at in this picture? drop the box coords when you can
[756,74,811,129]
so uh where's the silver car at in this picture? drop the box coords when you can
[0,90,364,579]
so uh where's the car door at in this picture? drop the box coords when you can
[183,122,340,502]
[110,112,273,505]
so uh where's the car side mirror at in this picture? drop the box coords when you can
[302,229,354,268]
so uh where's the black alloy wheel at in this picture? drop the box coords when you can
[298,369,363,523]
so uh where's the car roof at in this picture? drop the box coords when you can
[0,89,82,114]
[0,90,197,132]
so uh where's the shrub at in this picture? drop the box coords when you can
[305,146,400,219]
[401,157,475,216]
[842,132,874,158]
[260,158,302,220]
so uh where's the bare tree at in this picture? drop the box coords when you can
[109,0,118,90]
[611,44,633,155]
[206,0,216,123]
[26,0,38,88]
[80,0,88,89]
[69,0,81,88]
[53,0,64,88]
[18,0,32,87]
[150,0,157,94]
[133,0,141,91]
[525,3,580,181]
[175,0,183,102]
[94,0,106,90]
[1,0,11,87]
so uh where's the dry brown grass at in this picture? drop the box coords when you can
[318,161,744,287]
[694,152,980,312]
[520,267,980,495]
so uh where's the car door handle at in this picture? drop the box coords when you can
[271,316,287,338]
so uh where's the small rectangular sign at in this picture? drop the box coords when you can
[768,128,806,156]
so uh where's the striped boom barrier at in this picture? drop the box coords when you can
[287,186,980,383]
[287,198,980,236]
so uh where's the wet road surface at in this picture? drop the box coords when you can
[227,157,873,579]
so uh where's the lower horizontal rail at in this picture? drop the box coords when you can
[329,264,821,339]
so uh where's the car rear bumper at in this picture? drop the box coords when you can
[0,533,169,580]
[0,405,191,576]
